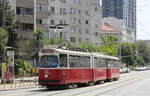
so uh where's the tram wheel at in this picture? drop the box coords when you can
[88,81,95,86]
[100,80,105,84]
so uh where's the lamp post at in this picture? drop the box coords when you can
[1,0,6,84]
[49,24,68,39]
[34,0,36,32]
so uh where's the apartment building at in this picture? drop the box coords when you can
[16,0,48,57]
[102,0,136,42]
[101,17,135,42]
[48,0,102,45]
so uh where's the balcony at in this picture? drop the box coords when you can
[16,15,34,24]
[16,0,34,9]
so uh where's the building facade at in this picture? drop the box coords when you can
[102,0,136,41]
[101,17,135,42]
[16,0,49,57]
[48,0,102,45]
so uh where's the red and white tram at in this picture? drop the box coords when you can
[38,48,120,88]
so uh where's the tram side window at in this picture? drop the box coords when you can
[74,56,81,67]
[94,57,98,68]
[107,59,112,68]
[69,55,80,68]
[84,57,91,68]
[101,59,106,68]
[59,54,68,68]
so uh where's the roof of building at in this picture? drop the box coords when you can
[101,23,116,32]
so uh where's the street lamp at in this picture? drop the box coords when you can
[49,24,69,39]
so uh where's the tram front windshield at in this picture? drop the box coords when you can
[40,55,58,68]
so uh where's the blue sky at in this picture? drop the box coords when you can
[137,0,150,40]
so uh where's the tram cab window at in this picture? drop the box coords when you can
[59,54,68,68]
[40,56,58,68]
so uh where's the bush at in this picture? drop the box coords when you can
[14,59,31,76]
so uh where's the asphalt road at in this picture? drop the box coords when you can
[1,70,150,96]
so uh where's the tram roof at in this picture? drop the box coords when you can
[40,48,119,60]
[50,48,91,56]
[92,53,119,60]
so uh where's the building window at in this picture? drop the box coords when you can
[71,27,75,32]
[71,0,75,4]
[86,38,89,41]
[51,20,55,25]
[71,17,75,23]
[95,24,98,28]
[85,20,88,24]
[70,37,76,42]
[60,8,66,15]
[60,0,66,3]
[50,7,55,13]
[79,19,81,24]
[78,10,81,15]
[37,19,42,25]
[78,38,82,43]
[16,7,33,16]
[95,7,98,11]
[37,5,48,12]
[95,32,98,37]
[70,8,75,14]
[86,29,89,34]
[60,20,66,25]
[85,10,88,15]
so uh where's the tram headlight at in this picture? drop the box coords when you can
[45,74,48,78]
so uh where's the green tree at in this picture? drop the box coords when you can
[0,0,18,48]
[14,59,31,76]
[34,30,45,49]
[44,37,73,48]
[136,41,150,64]
[79,41,97,52]
[0,27,8,54]
[99,35,119,56]
[121,42,136,67]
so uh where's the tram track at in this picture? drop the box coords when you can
[71,74,150,96]
[46,71,148,96]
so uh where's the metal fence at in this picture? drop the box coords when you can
[0,76,38,90]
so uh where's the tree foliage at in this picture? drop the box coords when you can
[136,41,150,63]
[0,0,18,48]
[14,59,31,76]
[76,41,97,52]
[99,34,119,56]
[44,37,72,48]
[0,27,8,53]
[121,42,136,67]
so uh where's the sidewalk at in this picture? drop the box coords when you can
[0,82,39,91]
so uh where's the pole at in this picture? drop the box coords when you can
[34,0,36,32]
[1,0,6,84]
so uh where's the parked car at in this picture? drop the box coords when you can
[120,67,130,73]
[135,67,150,71]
